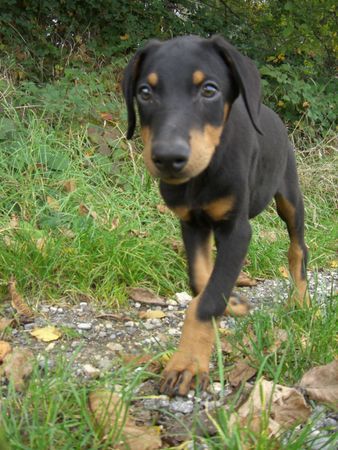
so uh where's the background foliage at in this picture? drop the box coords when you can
[0,0,337,133]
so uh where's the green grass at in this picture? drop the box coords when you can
[0,65,337,449]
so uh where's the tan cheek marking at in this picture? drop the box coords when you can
[193,237,213,294]
[186,124,223,177]
[224,103,230,121]
[193,70,205,85]
[147,72,158,86]
[203,196,235,221]
[169,206,191,222]
[141,126,157,176]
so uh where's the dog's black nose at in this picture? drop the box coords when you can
[152,142,189,174]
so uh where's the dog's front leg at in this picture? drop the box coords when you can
[160,218,252,396]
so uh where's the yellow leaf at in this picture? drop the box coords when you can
[139,310,166,320]
[279,266,289,278]
[330,260,338,268]
[120,34,129,41]
[46,196,60,211]
[0,341,12,362]
[31,326,62,342]
[1,348,34,391]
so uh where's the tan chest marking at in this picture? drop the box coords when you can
[203,196,235,221]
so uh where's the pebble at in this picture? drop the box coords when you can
[57,308,63,313]
[41,306,49,313]
[50,306,58,313]
[144,395,170,410]
[83,364,100,378]
[106,342,123,352]
[105,322,113,329]
[24,323,35,330]
[167,299,178,306]
[98,357,113,371]
[169,398,194,414]
[98,331,106,338]
[125,321,135,327]
[175,292,192,306]
[77,323,92,330]
[134,302,141,308]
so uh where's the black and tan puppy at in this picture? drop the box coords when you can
[123,35,309,396]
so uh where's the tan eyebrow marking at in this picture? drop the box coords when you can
[147,72,158,86]
[193,70,205,85]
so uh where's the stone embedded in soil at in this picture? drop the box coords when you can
[174,292,192,306]
[77,322,92,330]
[169,398,194,414]
[83,364,100,378]
[106,342,123,352]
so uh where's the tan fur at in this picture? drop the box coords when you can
[147,72,158,86]
[169,206,191,222]
[275,195,309,305]
[193,236,213,293]
[192,70,205,85]
[203,195,235,221]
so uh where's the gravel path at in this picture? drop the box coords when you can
[4,270,337,448]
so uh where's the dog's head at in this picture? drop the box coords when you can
[123,35,262,184]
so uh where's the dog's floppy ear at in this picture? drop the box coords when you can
[210,35,263,135]
[122,40,161,139]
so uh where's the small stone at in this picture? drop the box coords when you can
[98,357,113,371]
[167,305,175,311]
[125,321,135,327]
[168,328,180,336]
[167,299,178,306]
[24,323,36,330]
[219,321,228,329]
[79,302,88,308]
[134,302,141,308]
[209,382,223,394]
[41,306,49,313]
[77,323,92,330]
[106,342,123,352]
[144,395,170,410]
[57,308,63,313]
[187,390,195,399]
[169,398,194,414]
[143,322,157,330]
[105,322,113,329]
[83,364,100,378]
[175,292,192,306]
[98,331,106,338]
[45,342,56,352]
[50,306,58,313]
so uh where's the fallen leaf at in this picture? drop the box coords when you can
[229,378,311,437]
[63,179,76,193]
[30,326,62,342]
[299,360,338,406]
[225,294,251,317]
[228,358,257,387]
[259,230,278,243]
[46,196,60,211]
[78,203,97,220]
[8,277,34,317]
[100,112,114,122]
[130,229,149,238]
[36,237,47,252]
[128,288,167,306]
[1,348,34,391]
[9,214,19,229]
[0,318,14,331]
[0,341,12,362]
[279,266,289,278]
[235,271,257,287]
[121,354,161,374]
[139,310,166,320]
[110,217,120,230]
[89,389,162,449]
[156,204,168,214]
[269,328,289,353]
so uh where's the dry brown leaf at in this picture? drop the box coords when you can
[128,288,167,306]
[9,214,19,229]
[89,390,162,449]
[279,266,289,278]
[121,354,161,374]
[299,360,338,406]
[8,277,34,317]
[63,179,76,193]
[225,294,251,317]
[130,229,149,238]
[0,341,12,362]
[156,204,169,214]
[36,237,47,252]
[229,378,311,437]
[46,196,60,211]
[110,217,120,230]
[1,348,34,391]
[78,203,97,220]
[235,271,257,287]
[228,358,257,387]
[0,318,14,331]
[30,326,62,342]
[269,328,289,353]
[139,310,166,320]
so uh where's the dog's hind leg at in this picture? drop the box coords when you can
[275,150,309,306]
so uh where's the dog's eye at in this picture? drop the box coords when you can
[138,85,152,101]
[201,83,219,98]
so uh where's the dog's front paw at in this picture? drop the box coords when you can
[160,350,209,396]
